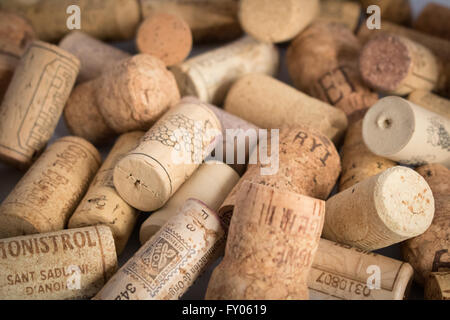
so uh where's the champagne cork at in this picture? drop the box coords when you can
[238,0,320,43]
[317,0,361,31]
[95,199,226,300]
[139,0,242,43]
[359,0,411,26]
[401,164,450,285]
[414,3,450,41]
[64,54,180,145]
[206,181,325,300]
[0,41,80,169]
[0,225,117,300]
[139,161,239,244]
[362,97,450,168]
[322,166,435,251]
[339,119,396,191]
[425,272,450,300]
[113,99,222,212]
[170,36,279,105]
[0,136,101,239]
[224,74,348,144]
[68,132,144,255]
[287,22,378,122]
[136,13,192,66]
[408,90,450,120]
[309,239,414,300]
[0,0,140,42]
[59,31,131,83]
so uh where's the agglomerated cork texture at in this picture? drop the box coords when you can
[425,272,450,300]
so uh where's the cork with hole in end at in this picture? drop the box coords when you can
[0,41,80,169]
[323,166,435,251]
[362,97,450,168]
[238,0,319,43]
[64,54,180,145]
[113,99,222,212]
[206,181,325,300]
[0,136,101,239]
[170,36,279,105]
[68,131,144,255]
[224,73,348,144]
[408,90,450,120]
[59,31,130,83]
[136,13,192,67]
[317,0,361,31]
[359,0,411,26]
[414,3,450,42]
[287,22,378,122]
[94,199,226,300]
[401,164,450,285]
[425,272,450,300]
[0,225,117,300]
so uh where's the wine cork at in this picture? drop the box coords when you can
[238,0,320,43]
[414,3,450,41]
[0,225,117,300]
[401,164,450,285]
[68,132,144,255]
[287,22,378,122]
[408,90,450,120]
[0,0,140,42]
[359,0,411,26]
[136,13,192,66]
[0,41,80,169]
[0,136,101,239]
[139,161,239,244]
[323,166,435,251]
[309,239,414,300]
[113,99,222,212]
[64,54,180,145]
[206,181,325,300]
[339,119,396,191]
[425,272,450,300]
[224,74,348,144]
[317,0,361,31]
[59,31,131,83]
[139,0,242,43]
[95,199,226,300]
[170,36,279,105]
[362,97,450,168]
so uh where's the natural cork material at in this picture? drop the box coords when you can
[359,0,411,26]
[95,199,226,300]
[68,132,144,255]
[136,13,192,66]
[0,136,101,239]
[238,0,319,43]
[309,239,414,300]
[408,90,450,120]
[170,36,279,105]
[64,54,180,144]
[317,0,361,31]
[0,41,79,169]
[425,272,450,300]
[287,22,378,122]
[206,181,325,300]
[0,225,117,300]
[224,74,348,144]
[323,166,435,251]
[362,97,450,168]
[414,3,450,41]
[113,99,222,212]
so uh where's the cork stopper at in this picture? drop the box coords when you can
[425,272,450,300]
[416,164,450,195]
[414,3,450,41]
[317,0,361,31]
[408,90,450,120]
[360,0,411,26]
[0,12,35,56]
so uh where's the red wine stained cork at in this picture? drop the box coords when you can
[0,136,101,239]
[238,0,320,43]
[323,166,435,251]
[139,0,242,43]
[0,41,80,169]
[309,239,414,300]
[68,132,144,255]
[224,74,348,144]
[170,36,279,105]
[408,90,450,120]
[113,99,222,212]
[136,13,192,66]
[287,22,378,122]
[0,225,117,300]
[139,161,239,244]
[317,0,361,31]
[59,31,131,83]
[206,181,325,300]
[414,3,450,41]
[401,164,450,285]
[359,0,411,26]
[64,54,180,145]
[425,272,450,300]
[362,97,450,168]
[95,199,226,300]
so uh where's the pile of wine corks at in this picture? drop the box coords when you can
[0,0,448,301]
